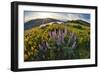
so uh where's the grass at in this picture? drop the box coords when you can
[24,22,90,61]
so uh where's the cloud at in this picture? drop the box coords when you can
[24,11,90,23]
[65,13,90,22]
[65,14,80,20]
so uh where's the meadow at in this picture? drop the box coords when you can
[24,20,90,61]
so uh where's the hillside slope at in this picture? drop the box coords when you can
[24,21,90,61]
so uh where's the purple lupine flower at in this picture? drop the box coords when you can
[71,41,76,49]
[56,37,61,46]
[48,31,52,37]
[52,30,57,40]
[39,44,43,51]
[46,41,50,48]
[58,29,62,37]
[61,30,66,44]
[64,29,68,36]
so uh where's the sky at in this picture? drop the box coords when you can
[24,11,90,23]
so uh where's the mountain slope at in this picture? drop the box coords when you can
[24,22,90,61]
[65,20,90,27]
[24,18,63,30]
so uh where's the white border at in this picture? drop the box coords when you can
[18,5,96,68]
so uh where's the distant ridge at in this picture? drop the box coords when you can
[24,18,63,30]
[66,20,90,27]
[24,18,90,30]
